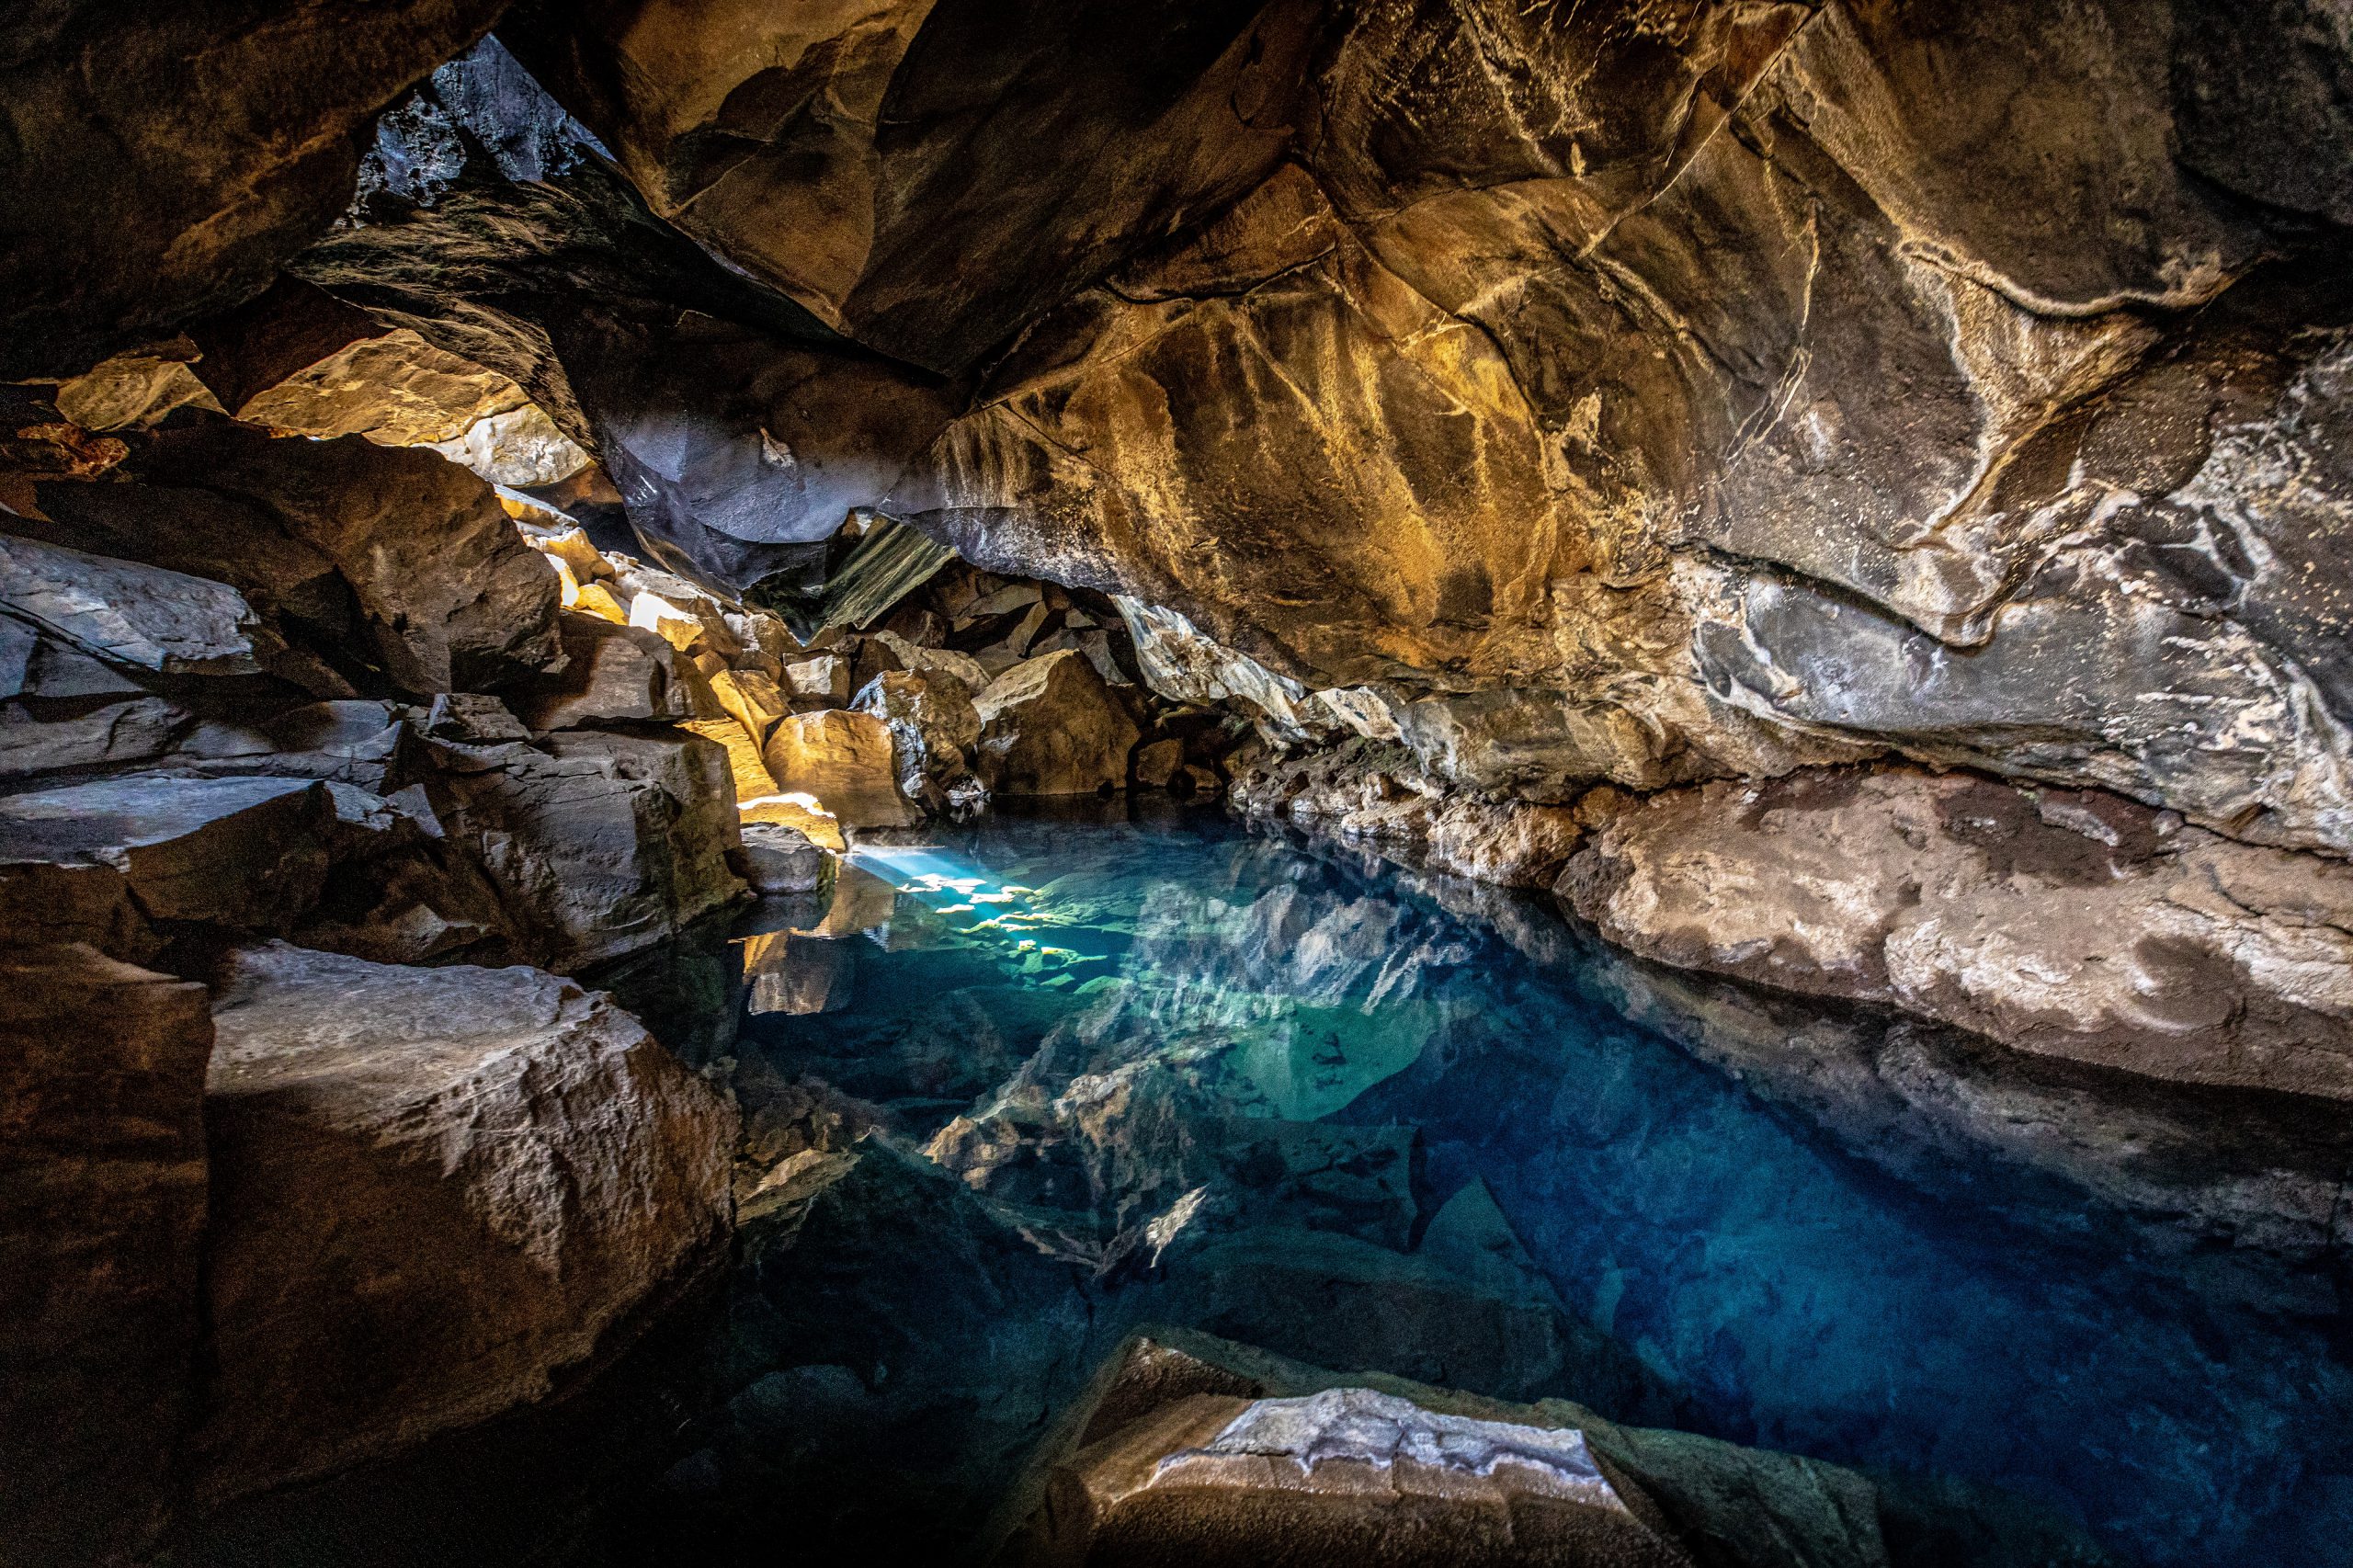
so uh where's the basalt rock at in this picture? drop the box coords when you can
[974,651,1141,798]
[197,942,735,1503]
[26,415,563,698]
[509,610,696,732]
[853,669,982,814]
[1560,767,2353,1101]
[421,726,745,970]
[0,1,508,378]
[0,945,212,1566]
[761,710,922,830]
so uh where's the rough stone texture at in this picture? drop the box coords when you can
[853,669,981,812]
[424,728,746,970]
[0,1,508,378]
[974,650,1141,798]
[1002,1332,1892,1568]
[761,710,921,829]
[27,415,562,698]
[1560,767,2353,1100]
[740,821,833,897]
[198,942,735,1503]
[509,611,694,732]
[0,945,212,1566]
[0,532,271,680]
[0,774,336,938]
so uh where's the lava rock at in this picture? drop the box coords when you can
[425,727,746,970]
[761,710,922,829]
[973,651,1141,798]
[740,821,834,897]
[510,611,697,732]
[853,669,982,812]
[1560,767,2353,1100]
[0,945,212,1565]
[196,942,736,1503]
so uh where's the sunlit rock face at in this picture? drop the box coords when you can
[472,0,2353,846]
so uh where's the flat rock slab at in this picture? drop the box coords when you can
[0,773,335,935]
[197,943,736,1503]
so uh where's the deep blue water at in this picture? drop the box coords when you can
[174,804,2350,1568]
[665,805,2353,1567]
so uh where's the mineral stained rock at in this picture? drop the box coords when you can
[0,946,212,1567]
[1560,767,2353,1101]
[197,942,736,1503]
[974,651,1141,798]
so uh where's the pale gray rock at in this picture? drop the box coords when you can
[197,943,735,1504]
[0,533,267,677]
[1560,767,2353,1100]
[740,821,833,897]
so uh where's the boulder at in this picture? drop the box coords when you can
[1000,1332,1893,1568]
[509,611,695,732]
[1134,738,1184,790]
[853,669,982,811]
[784,654,854,708]
[875,630,992,694]
[973,650,1140,798]
[0,946,211,1565]
[172,699,412,792]
[1560,767,2353,1100]
[680,716,779,805]
[0,773,336,939]
[761,710,922,829]
[28,416,562,697]
[197,943,736,1503]
[0,532,271,679]
[426,729,746,970]
[741,791,848,856]
[741,821,834,897]
[710,667,790,748]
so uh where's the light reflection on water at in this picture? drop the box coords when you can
[689,806,2353,1568]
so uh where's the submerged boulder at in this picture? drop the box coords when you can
[973,651,1140,798]
[197,943,735,1503]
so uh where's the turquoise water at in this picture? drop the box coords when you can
[638,805,2353,1567]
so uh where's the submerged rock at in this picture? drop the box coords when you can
[740,821,834,897]
[197,943,735,1504]
[1561,767,2353,1101]
[974,651,1141,798]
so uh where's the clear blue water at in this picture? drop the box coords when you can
[660,806,2353,1568]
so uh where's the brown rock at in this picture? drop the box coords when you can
[973,650,1140,798]
[761,710,921,829]
[0,2,508,377]
[29,417,562,697]
[509,611,695,732]
[1560,767,2353,1100]
[0,945,211,1565]
[1134,738,1184,790]
[783,654,854,709]
[197,943,735,1503]
[710,667,790,748]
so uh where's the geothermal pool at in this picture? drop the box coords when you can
[194,807,2353,1568]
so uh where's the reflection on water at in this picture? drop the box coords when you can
[672,808,2353,1565]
